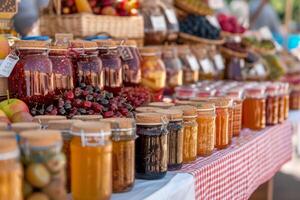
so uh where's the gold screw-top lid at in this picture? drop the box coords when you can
[135,107,165,113]
[47,120,81,130]
[71,121,111,134]
[72,115,103,121]
[136,113,167,125]
[0,138,18,154]
[148,102,175,109]
[11,122,41,133]
[33,115,66,126]
[0,131,16,138]
[19,130,62,148]
[102,118,135,129]
[70,40,98,49]
[0,122,8,131]
[155,109,183,121]
[170,105,197,117]
[14,40,49,49]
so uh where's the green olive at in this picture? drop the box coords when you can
[27,192,49,200]
[26,164,50,188]
[46,153,66,173]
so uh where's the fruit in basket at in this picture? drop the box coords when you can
[26,164,51,188]
[217,13,246,34]
[101,6,117,15]
[10,111,33,123]
[0,35,10,59]
[75,0,92,13]
[0,110,10,123]
[0,99,29,119]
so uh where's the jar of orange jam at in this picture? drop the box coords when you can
[171,105,198,163]
[277,83,285,123]
[70,122,112,200]
[0,138,22,200]
[195,102,216,156]
[265,84,279,125]
[242,87,266,130]
[283,83,289,120]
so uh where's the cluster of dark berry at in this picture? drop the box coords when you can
[120,87,151,108]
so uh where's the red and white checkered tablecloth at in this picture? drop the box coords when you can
[178,121,293,200]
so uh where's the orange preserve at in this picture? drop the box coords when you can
[47,120,81,193]
[0,139,22,200]
[102,118,136,193]
[277,83,286,123]
[195,102,216,156]
[70,122,112,200]
[242,87,266,130]
[265,84,279,125]
[226,89,243,137]
[282,83,289,120]
[171,105,198,163]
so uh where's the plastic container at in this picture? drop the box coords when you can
[70,122,112,200]
[156,109,183,170]
[265,84,279,125]
[70,40,104,89]
[9,40,53,99]
[102,118,136,193]
[140,47,166,101]
[135,113,168,179]
[242,87,266,130]
[19,130,66,200]
[171,105,198,163]
[0,139,22,200]
[49,45,74,91]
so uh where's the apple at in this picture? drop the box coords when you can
[0,99,29,120]
[0,35,10,59]
[10,111,33,123]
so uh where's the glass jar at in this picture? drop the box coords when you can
[97,40,123,93]
[148,102,175,109]
[49,45,74,91]
[290,86,300,110]
[175,85,197,100]
[70,122,112,200]
[162,46,183,95]
[177,46,199,84]
[102,118,136,193]
[9,40,53,99]
[0,138,22,200]
[19,130,66,200]
[140,47,166,101]
[135,113,168,179]
[11,122,41,142]
[135,106,165,113]
[171,105,198,163]
[265,85,279,125]
[228,100,234,144]
[0,131,16,139]
[47,120,80,193]
[195,103,216,156]
[156,109,183,170]
[70,40,104,89]
[72,115,102,121]
[33,115,66,129]
[283,83,289,119]
[119,40,141,87]
[242,87,266,130]
[277,83,285,123]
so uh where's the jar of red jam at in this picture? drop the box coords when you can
[49,45,74,92]
[9,40,53,99]
[97,40,122,93]
[70,40,104,89]
[118,40,141,87]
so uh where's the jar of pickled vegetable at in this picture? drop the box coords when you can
[135,113,168,179]
[171,105,198,163]
[156,109,183,170]
[97,40,122,93]
[33,115,66,129]
[70,122,112,200]
[140,47,166,101]
[265,85,279,125]
[49,45,74,91]
[283,83,289,120]
[243,87,266,130]
[0,138,22,200]
[72,115,102,121]
[177,45,199,84]
[70,40,104,89]
[119,40,141,87]
[9,40,53,98]
[19,130,66,200]
[47,119,80,193]
[195,103,216,156]
[102,118,136,193]
[162,46,183,95]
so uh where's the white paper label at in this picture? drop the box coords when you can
[259,27,273,40]
[206,16,220,28]
[214,54,224,70]
[0,54,19,77]
[151,16,167,31]
[255,63,266,76]
[165,9,178,24]
[187,55,199,71]
[200,59,214,73]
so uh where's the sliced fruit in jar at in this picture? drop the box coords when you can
[46,153,66,173]
[26,164,51,188]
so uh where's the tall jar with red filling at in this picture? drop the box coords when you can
[9,40,53,99]
[97,40,123,93]
[70,40,104,89]
[49,45,74,92]
[118,40,141,87]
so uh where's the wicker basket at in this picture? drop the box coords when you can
[40,1,144,39]
[179,32,224,45]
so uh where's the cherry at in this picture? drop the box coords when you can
[83,101,92,108]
